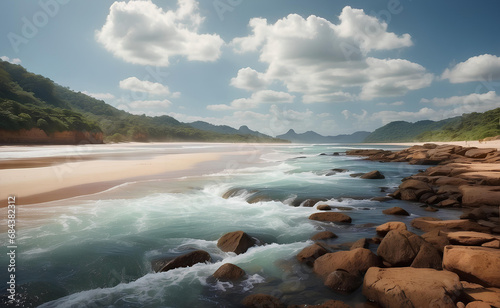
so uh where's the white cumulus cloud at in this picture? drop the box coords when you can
[96,0,224,66]
[442,54,500,83]
[230,67,269,91]
[229,7,431,104]
[0,56,21,64]
[208,90,295,110]
[119,77,170,96]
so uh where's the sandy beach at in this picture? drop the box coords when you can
[0,144,265,205]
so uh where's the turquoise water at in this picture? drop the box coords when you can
[0,144,462,307]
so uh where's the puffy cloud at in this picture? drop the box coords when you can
[230,7,430,104]
[421,91,500,115]
[442,54,500,83]
[207,90,295,110]
[82,91,116,101]
[334,6,412,53]
[371,107,437,125]
[377,101,404,106]
[230,67,269,91]
[119,77,170,95]
[0,56,21,64]
[96,0,224,66]
[342,109,367,121]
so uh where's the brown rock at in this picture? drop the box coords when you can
[460,185,500,207]
[377,230,425,266]
[309,212,352,223]
[158,250,211,272]
[212,263,245,280]
[447,231,498,246]
[463,287,500,308]
[399,179,433,191]
[316,204,332,211]
[425,206,439,212]
[302,198,325,207]
[375,222,407,236]
[443,245,500,287]
[465,301,492,308]
[437,185,462,195]
[435,176,469,186]
[350,238,368,250]
[422,229,451,252]
[464,148,497,158]
[400,189,418,201]
[242,294,284,308]
[313,248,381,279]
[217,231,256,255]
[360,170,385,179]
[438,199,460,208]
[363,267,462,308]
[411,217,490,233]
[311,231,338,241]
[482,240,500,248]
[296,243,328,266]
[410,243,443,270]
[324,270,363,294]
[382,206,410,216]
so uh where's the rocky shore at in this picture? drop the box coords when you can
[152,144,500,307]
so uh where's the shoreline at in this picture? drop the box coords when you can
[0,149,262,206]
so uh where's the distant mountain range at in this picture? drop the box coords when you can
[187,121,272,138]
[276,129,371,143]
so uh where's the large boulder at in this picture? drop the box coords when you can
[309,212,352,223]
[410,243,443,270]
[212,263,245,280]
[363,267,462,308]
[463,286,500,308]
[311,231,338,241]
[313,248,381,279]
[443,245,500,288]
[382,207,410,216]
[377,230,425,266]
[241,294,284,308]
[459,185,500,207]
[376,222,407,236]
[324,270,363,294]
[399,179,433,191]
[158,250,211,272]
[464,148,497,159]
[411,217,490,233]
[361,170,385,179]
[296,243,328,266]
[447,231,498,246]
[217,231,256,255]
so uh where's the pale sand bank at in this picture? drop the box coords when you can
[0,150,258,205]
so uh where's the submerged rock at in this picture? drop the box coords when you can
[360,170,385,179]
[241,294,284,308]
[324,270,363,294]
[217,231,256,255]
[311,231,338,241]
[382,206,410,216]
[212,263,245,280]
[309,212,352,223]
[157,250,211,273]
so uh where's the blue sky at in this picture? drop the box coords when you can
[1,0,500,136]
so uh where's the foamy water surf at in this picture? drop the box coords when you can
[0,144,462,307]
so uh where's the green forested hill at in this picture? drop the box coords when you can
[416,108,500,141]
[0,60,286,143]
[364,108,500,143]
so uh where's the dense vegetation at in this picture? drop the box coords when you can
[364,108,500,143]
[0,60,287,143]
[416,108,500,141]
